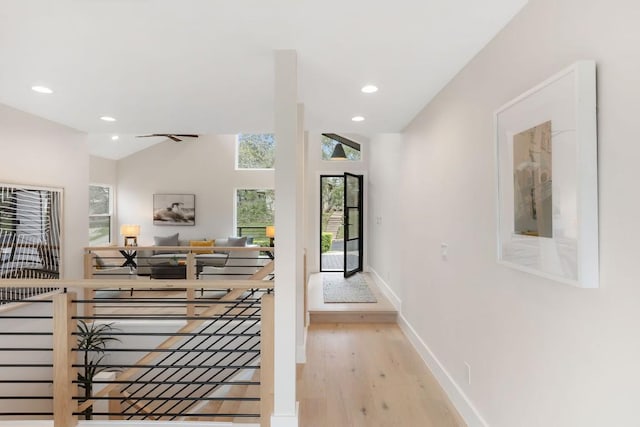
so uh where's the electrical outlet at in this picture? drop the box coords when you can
[440,243,448,260]
[464,362,471,385]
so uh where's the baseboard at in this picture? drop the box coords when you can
[368,267,402,311]
[398,314,489,427]
[271,402,299,427]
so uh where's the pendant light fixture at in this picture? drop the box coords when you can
[330,143,347,160]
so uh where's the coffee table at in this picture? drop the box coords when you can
[150,263,187,279]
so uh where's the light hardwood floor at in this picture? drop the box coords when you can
[297,323,466,427]
[89,278,461,425]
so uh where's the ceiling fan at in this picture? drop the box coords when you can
[136,133,199,142]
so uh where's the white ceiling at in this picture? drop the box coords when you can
[0,0,527,159]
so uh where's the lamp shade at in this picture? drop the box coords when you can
[265,225,275,238]
[330,143,347,160]
[120,224,140,237]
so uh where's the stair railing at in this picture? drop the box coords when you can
[83,245,275,319]
[0,278,275,427]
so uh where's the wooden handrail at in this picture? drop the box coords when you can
[0,289,62,314]
[0,279,275,290]
[251,260,275,280]
[119,391,157,419]
[84,245,275,253]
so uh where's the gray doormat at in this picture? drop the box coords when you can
[323,274,377,303]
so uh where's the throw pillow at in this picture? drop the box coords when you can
[94,254,105,268]
[227,236,248,247]
[213,238,228,254]
[189,240,214,254]
[154,233,179,254]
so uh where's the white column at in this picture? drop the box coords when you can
[296,104,307,363]
[272,49,299,426]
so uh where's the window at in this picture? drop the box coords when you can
[236,134,276,169]
[236,189,275,247]
[321,134,361,161]
[89,184,112,245]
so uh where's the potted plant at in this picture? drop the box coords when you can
[76,320,120,420]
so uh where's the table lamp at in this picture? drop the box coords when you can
[120,224,140,247]
[265,225,275,246]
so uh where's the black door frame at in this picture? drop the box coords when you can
[343,172,363,277]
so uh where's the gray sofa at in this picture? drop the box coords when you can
[199,248,271,280]
[136,234,252,276]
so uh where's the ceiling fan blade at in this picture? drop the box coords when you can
[135,133,198,141]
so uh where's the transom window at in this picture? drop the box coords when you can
[236,134,276,169]
[321,133,362,161]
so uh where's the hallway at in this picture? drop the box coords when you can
[297,323,465,427]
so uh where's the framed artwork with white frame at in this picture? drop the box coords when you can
[495,60,599,288]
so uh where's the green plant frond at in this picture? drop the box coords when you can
[76,320,121,348]
[76,319,121,402]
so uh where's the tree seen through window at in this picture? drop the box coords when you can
[237,134,276,169]
[236,189,275,246]
[321,135,361,161]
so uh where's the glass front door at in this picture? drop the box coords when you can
[343,173,363,277]
[319,173,364,275]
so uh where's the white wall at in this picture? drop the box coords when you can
[367,133,403,309]
[367,0,640,425]
[304,132,369,273]
[0,104,88,278]
[116,135,274,244]
[89,156,117,187]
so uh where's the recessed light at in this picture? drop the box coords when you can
[111,135,119,141]
[361,85,378,94]
[31,86,53,94]
[100,116,116,122]
[352,116,365,122]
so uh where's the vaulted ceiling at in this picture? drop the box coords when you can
[0,0,527,159]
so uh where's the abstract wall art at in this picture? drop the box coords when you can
[0,183,63,279]
[495,61,599,288]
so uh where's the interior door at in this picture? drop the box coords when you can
[343,173,363,277]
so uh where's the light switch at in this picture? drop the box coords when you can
[440,243,448,260]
